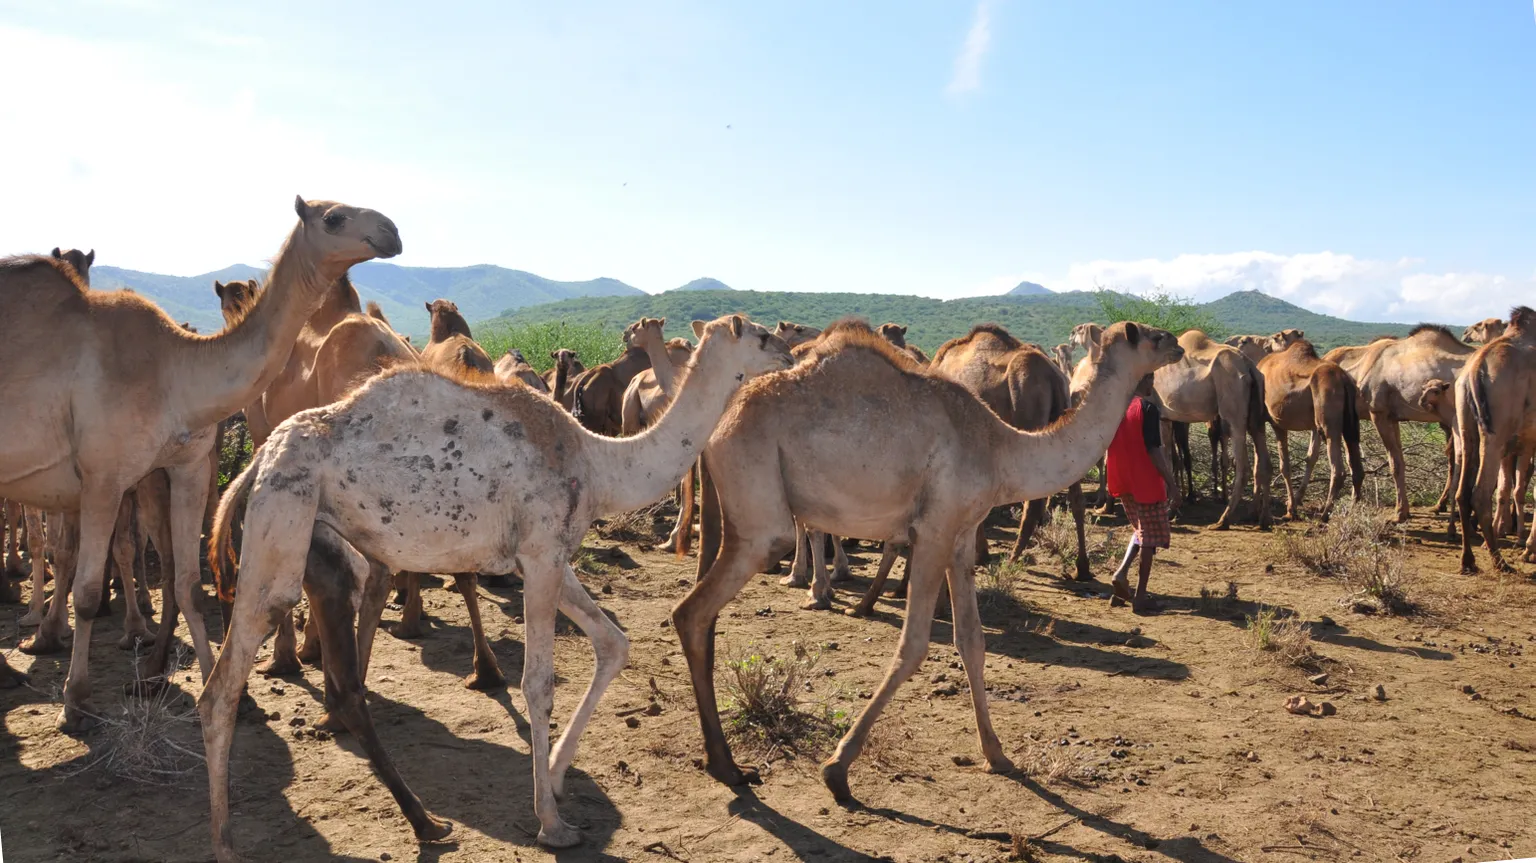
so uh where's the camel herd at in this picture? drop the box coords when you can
[1,196,1533,862]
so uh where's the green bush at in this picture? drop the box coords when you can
[475,320,623,374]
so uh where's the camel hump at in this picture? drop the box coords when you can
[365,300,390,323]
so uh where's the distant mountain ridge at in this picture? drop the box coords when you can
[672,277,733,292]
[1007,280,1051,296]
[89,262,648,333]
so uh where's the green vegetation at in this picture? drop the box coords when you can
[478,288,1418,354]
[1095,289,1223,339]
[474,320,623,373]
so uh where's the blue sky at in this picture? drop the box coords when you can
[2,1,1533,323]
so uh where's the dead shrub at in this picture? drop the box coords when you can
[1018,742,1085,785]
[1245,606,1321,668]
[977,558,1029,613]
[62,651,203,786]
[1031,506,1116,577]
[1276,503,1416,615]
[592,501,669,543]
[718,641,848,762]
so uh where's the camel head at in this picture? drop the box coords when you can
[551,348,580,371]
[1507,306,1536,337]
[1266,328,1305,354]
[664,337,695,366]
[181,321,199,334]
[622,317,667,352]
[1100,321,1184,376]
[292,196,402,271]
[425,298,472,343]
[692,314,794,377]
[214,278,261,326]
[1463,317,1505,343]
[1417,378,1453,418]
[1069,322,1103,351]
[51,247,94,285]
[877,323,909,348]
[772,320,822,348]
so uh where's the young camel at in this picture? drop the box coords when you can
[1257,337,1364,520]
[544,349,584,403]
[564,322,655,434]
[1068,322,1115,511]
[200,314,792,860]
[0,197,400,731]
[1322,325,1474,523]
[1464,318,1506,344]
[878,323,929,364]
[216,268,417,676]
[1052,343,1074,376]
[1154,330,1272,529]
[1456,307,1536,572]
[494,349,551,393]
[772,320,822,348]
[678,320,1183,801]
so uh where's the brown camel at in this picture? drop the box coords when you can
[421,299,494,375]
[1456,307,1536,572]
[1256,337,1364,520]
[1322,325,1474,523]
[1068,323,1114,510]
[1154,330,1272,528]
[619,319,688,435]
[199,314,792,860]
[0,196,400,730]
[772,320,822,348]
[544,349,584,402]
[1052,343,1074,376]
[1464,318,1506,344]
[930,323,1090,572]
[878,323,929,364]
[494,349,551,393]
[215,269,416,677]
[563,321,655,434]
[1223,334,1273,366]
[678,320,1183,802]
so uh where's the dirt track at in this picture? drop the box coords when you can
[3,496,1535,863]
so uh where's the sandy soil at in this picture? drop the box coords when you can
[3,495,1535,863]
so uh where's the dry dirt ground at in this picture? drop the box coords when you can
[3,493,1535,863]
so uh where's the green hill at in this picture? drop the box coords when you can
[475,289,1418,355]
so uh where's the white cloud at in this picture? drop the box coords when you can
[947,0,995,96]
[1036,251,1530,325]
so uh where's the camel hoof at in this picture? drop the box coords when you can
[415,816,454,843]
[0,667,28,689]
[296,643,322,665]
[257,653,304,678]
[985,755,1016,775]
[58,703,100,734]
[707,761,761,787]
[464,670,507,691]
[536,818,582,849]
[117,629,157,651]
[801,596,833,612]
[18,609,43,627]
[315,712,349,734]
[1212,520,1231,531]
[820,760,854,804]
[393,621,425,640]
[845,605,873,618]
[20,630,67,655]
[778,574,810,589]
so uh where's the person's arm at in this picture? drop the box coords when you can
[1142,401,1183,507]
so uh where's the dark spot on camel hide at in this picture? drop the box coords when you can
[443,418,459,435]
[680,438,692,448]
[265,467,311,493]
[453,450,463,460]
[382,516,392,525]
[346,469,358,484]
[377,443,394,453]
[482,409,494,421]
[502,421,524,440]
[487,479,500,502]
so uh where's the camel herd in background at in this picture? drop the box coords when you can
[1,196,1533,862]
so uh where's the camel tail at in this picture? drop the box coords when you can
[1341,377,1361,448]
[1471,363,1494,434]
[209,460,258,603]
[674,460,696,558]
[1245,370,1267,442]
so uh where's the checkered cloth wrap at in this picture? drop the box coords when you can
[1123,499,1171,550]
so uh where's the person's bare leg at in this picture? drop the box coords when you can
[1132,546,1157,614]
[1109,535,1138,607]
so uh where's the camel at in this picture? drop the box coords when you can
[678,320,1183,802]
[421,299,494,375]
[772,320,822,348]
[0,196,400,730]
[619,319,688,434]
[215,268,417,677]
[494,349,551,393]
[1068,323,1115,510]
[1052,343,1074,376]
[878,323,929,364]
[1256,337,1364,520]
[1322,325,1474,523]
[563,321,656,434]
[1223,334,1273,366]
[199,314,792,860]
[1153,330,1272,529]
[1456,307,1536,572]
[544,349,584,402]
[1464,318,1506,344]
[929,324,1090,573]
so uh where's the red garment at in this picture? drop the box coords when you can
[1107,397,1167,504]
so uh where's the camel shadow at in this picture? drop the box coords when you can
[1005,773,1242,863]
[728,787,889,861]
[1310,623,1454,661]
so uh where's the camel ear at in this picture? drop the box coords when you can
[729,315,744,338]
[424,301,433,313]
[86,250,95,266]
[294,195,310,220]
[1123,323,1141,346]
[777,321,790,330]
[51,247,61,258]
[549,350,558,359]
[691,320,707,338]
[214,281,225,298]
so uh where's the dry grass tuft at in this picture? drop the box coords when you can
[1245,606,1321,668]
[977,558,1029,613]
[62,652,203,786]
[718,641,848,762]
[1031,506,1117,577]
[1017,742,1086,785]
[592,501,671,543]
[1276,503,1416,615]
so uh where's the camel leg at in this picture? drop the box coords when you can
[1513,453,1534,540]
[2,500,21,577]
[1457,419,1484,573]
[356,560,393,684]
[19,507,49,626]
[1068,482,1091,580]
[307,534,451,841]
[850,541,902,618]
[295,607,323,664]
[1371,415,1410,522]
[781,521,812,589]
[517,556,582,848]
[1009,498,1046,563]
[804,529,833,610]
[831,537,853,584]
[258,614,304,678]
[137,478,182,686]
[945,530,1013,773]
[394,571,426,638]
[1093,456,1114,514]
[0,651,28,689]
[665,462,695,555]
[22,512,77,655]
[1274,432,1299,519]
[1444,425,1461,539]
[1299,429,1325,515]
[113,494,156,650]
[697,459,721,580]
[548,563,629,799]
[1209,421,1226,502]
[1473,427,1511,571]
[675,533,781,786]
[1318,428,1348,521]
[1436,424,1456,514]
[52,492,119,732]
[822,536,949,803]
[1216,414,1247,530]
[455,574,507,690]
[166,459,217,682]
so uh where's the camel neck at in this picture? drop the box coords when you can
[304,276,362,338]
[584,346,737,514]
[178,231,335,430]
[641,338,679,396]
[994,357,1143,504]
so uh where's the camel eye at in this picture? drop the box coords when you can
[323,212,346,230]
